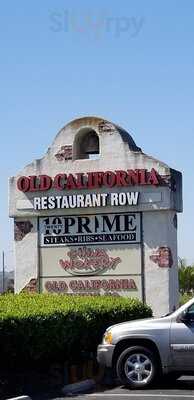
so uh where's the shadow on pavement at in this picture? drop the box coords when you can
[93,376,194,394]
[30,376,194,399]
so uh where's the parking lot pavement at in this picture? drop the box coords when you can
[45,376,194,400]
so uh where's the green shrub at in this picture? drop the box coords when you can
[179,292,194,306]
[0,294,152,370]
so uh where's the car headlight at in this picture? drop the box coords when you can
[103,330,113,344]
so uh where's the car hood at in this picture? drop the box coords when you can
[107,316,171,336]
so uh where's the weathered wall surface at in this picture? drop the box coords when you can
[14,217,38,293]
[143,210,178,316]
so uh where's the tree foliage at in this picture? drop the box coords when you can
[178,258,194,294]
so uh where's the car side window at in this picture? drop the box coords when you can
[187,304,194,320]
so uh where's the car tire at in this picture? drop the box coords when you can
[116,345,160,389]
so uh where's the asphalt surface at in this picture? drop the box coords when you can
[32,376,194,400]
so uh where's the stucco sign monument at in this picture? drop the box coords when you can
[9,116,183,316]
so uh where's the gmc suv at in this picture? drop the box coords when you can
[97,297,194,389]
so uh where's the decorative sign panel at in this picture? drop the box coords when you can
[39,275,142,299]
[39,212,141,247]
[39,245,142,277]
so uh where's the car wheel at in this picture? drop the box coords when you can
[116,345,159,389]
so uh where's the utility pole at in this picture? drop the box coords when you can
[2,251,5,293]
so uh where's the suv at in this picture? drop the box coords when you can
[97,297,194,389]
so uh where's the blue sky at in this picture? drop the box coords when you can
[0,1,194,269]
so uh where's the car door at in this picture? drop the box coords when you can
[170,302,194,369]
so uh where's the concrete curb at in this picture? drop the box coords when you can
[62,378,96,395]
[6,397,31,400]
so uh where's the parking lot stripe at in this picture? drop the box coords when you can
[88,394,194,398]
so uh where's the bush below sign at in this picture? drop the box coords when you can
[0,294,152,369]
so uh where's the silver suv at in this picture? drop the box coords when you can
[97,297,194,389]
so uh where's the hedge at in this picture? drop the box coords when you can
[0,294,152,370]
